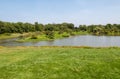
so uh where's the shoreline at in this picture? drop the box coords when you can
[0,46,120,49]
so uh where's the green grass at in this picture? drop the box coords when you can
[0,46,120,79]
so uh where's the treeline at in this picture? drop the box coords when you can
[79,24,120,35]
[0,21,74,34]
[0,21,120,35]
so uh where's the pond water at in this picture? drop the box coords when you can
[0,35,120,47]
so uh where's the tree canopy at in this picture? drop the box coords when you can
[0,21,120,36]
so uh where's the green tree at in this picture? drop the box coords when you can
[35,22,40,31]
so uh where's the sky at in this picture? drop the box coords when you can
[0,0,120,26]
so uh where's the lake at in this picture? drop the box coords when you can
[0,35,120,47]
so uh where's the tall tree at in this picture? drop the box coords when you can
[35,22,40,31]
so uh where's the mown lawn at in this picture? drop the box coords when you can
[0,46,120,79]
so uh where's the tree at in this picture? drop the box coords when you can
[44,24,54,31]
[35,22,40,31]
[38,24,44,31]
[79,25,87,31]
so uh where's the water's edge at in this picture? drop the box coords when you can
[0,35,120,47]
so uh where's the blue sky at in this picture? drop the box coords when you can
[0,0,120,26]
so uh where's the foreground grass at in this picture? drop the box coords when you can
[0,46,120,79]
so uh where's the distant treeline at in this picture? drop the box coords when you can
[0,21,120,35]
[0,21,74,34]
[79,24,120,35]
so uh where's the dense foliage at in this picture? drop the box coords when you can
[79,24,120,35]
[0,21,120,35]
[0,21,74,34]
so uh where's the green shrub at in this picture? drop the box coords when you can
[58,31,64,34]
[31,34,38,39]
[19,35,24,39]
[70,32,75,36]
[4,33,11,36]
[45,31,55,39]
[62,33,70,37]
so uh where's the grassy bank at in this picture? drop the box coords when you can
[18,31,88,42]
[0,33,33,40]
[0,33,21,40]
[0,31,88,42]
[0,46,120,79]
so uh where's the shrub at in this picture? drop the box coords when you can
[45,31,54,39]
[31,34,38,39]
[58,31,64,34]
[19,35,24,39]
[4,33,11,36]
[70,32,75,36]
[62,33,70,37]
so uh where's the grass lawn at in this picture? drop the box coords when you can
[0,46,120,79]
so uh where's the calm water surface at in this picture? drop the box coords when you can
[0,35,120,47]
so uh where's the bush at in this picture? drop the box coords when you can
[58,31,64,34]
[62,34,70,37]
[19,35,24,39]
[35,32,41,35]
[4,33,11,36]
[45,31,54,39]
[31,34,38,39]
[62,33,70,37]
[70,32,75,36]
